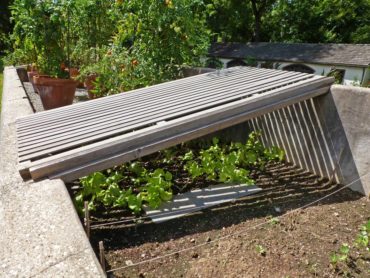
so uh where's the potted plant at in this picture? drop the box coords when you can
[34,1,78,110]
[10,0,77,110]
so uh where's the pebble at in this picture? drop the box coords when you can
[274,206,281,213]
[206,237,212,242]
[190,238,195,243]
[192,252,199,258]
[125,260,133,266]
[334,212,339,217]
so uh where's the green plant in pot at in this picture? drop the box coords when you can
[26,0,77,110]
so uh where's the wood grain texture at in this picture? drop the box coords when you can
[16,66,334,181]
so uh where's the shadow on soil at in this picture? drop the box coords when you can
[89,162,363,251]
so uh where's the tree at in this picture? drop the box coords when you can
[249,0,275,42]
[113,0,210,85]
[0,0,13,56]
[265,0,370,43]
[205,0,254,42]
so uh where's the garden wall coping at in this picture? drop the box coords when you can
[328,85,370,196]
[0,67,105,277]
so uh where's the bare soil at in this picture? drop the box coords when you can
[88,162,370,278]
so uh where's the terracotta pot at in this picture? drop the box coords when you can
[33,74,50,95]
[33,75,77,110]
[27,71,39,93]
[84,74,98,99]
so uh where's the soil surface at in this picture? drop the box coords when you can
[88,162,370,278]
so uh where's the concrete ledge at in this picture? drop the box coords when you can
[328,85,370,196]
[0,67,105,277]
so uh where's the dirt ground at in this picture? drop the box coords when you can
[88,162,370,278]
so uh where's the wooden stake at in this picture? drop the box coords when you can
[84,201,90,239]
[99,241,106,272]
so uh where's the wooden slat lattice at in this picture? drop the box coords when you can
[16,67,334,181]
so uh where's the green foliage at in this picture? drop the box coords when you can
[111,0,210,86]
[76,167,174,214]
[0,73,3,113]
[9,0,72,77]
[68,0,116,68]
[76,131,284,214]
[265,0,370,43]
[205,0,255,42]
[330,243,350,265]
[330,220,370,270]
[0,0,13,57]
[78,46,138,96]
[184,131,284,184]
[256,244,267,255]
[355,220,370,249]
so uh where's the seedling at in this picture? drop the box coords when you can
[256,244,267,256]
[268,217,280,225]
[330,243,350,265]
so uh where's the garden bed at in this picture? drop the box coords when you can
[63,130,370,277]
[103,165,368,277]
[69,160,369,278]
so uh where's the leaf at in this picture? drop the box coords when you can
[330,253,339,264]
[339,243,350,255]
[164,171,173,181]
[127,194,142,214]
[183,150,194,161]
[212,137,219,145]
[160,190,173,201]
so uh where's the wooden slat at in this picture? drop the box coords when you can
[18,74,313,160]
[17,68,303,133]
[16,66,334,181]
[17,69,296,136]
[16,67,283,125]
[17,71,307,148]
[28,77,333,181]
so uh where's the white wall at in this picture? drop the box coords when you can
[217,58,368,86]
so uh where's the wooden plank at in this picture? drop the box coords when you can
[16,67,271,126]
[17,69,303,133]
[144,184,262,223]
[17,66,293,125]
[27,77,333,181]
[47,85,332,182]
[17,72,308,148]
[18,75,317,159]
[16,69,288,135]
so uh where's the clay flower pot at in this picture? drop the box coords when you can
[27,70,39,93]
[33,75,77,110]
[33,74,50,95]
[84,74,98,99]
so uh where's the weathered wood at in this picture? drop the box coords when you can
[84,201,90,239]
[98,241,106,273]
[16,66,285,125]
[16,67,265,127]
[17,72,309,154]
[17,69,304,134]
[16,67,334,180]
[16,70,300,140]
[19,76,317,162]
[27,77,333,181]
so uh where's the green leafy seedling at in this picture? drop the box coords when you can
[256,244,267,256]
